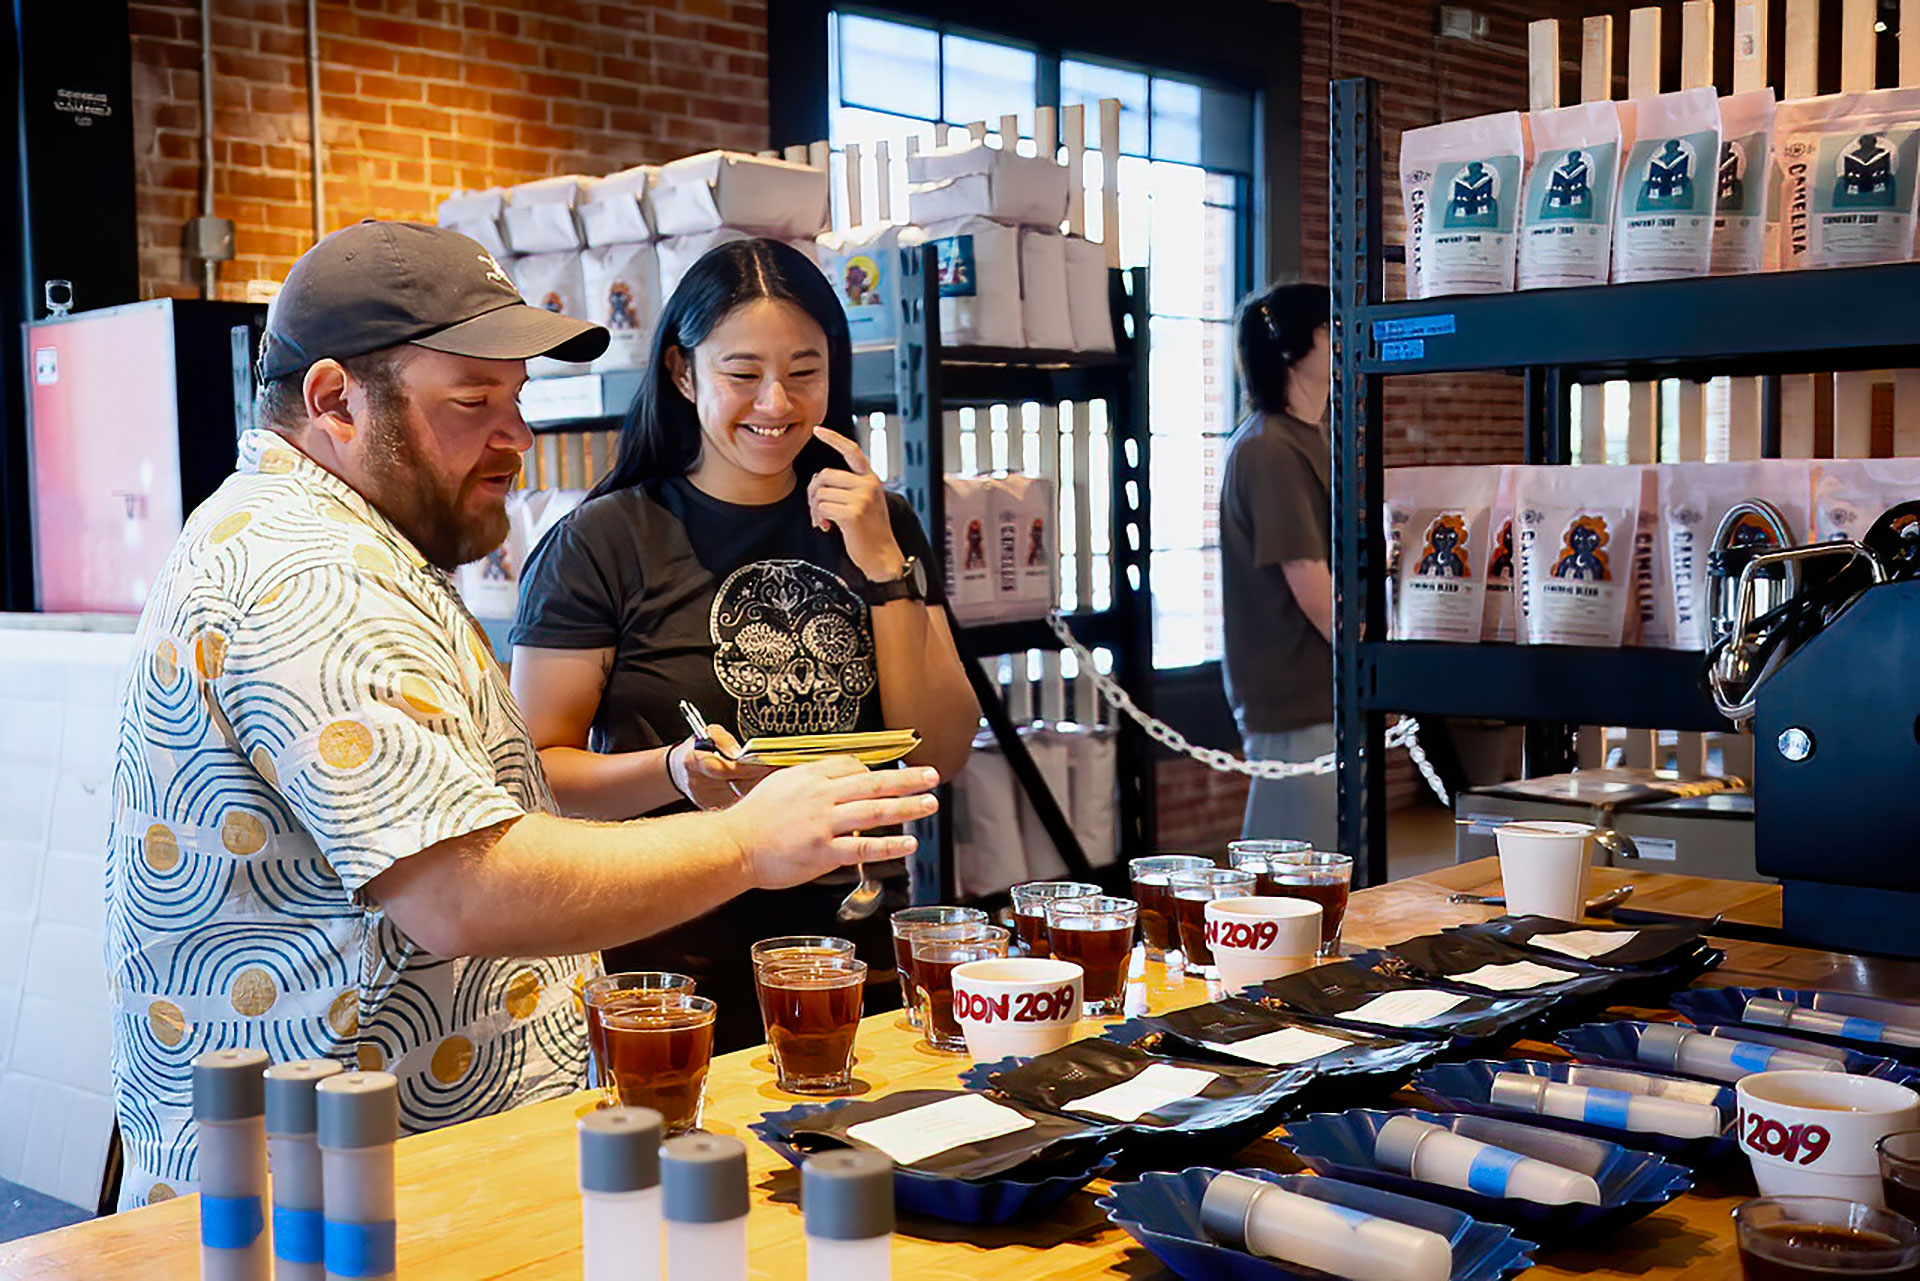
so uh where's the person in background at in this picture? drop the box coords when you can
[105,221,938,1209]
[510,238,978,1050]
[1218,282,1337,849]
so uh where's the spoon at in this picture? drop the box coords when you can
[837,861,884,921]
[1447,883,1636,917]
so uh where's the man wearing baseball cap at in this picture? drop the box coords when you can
[104,222,937,1208]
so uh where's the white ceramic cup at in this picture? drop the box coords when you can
[1205,897,1322,992]
[951,958,1083,1064]
[1736,1069,1920,1205]
[1494,820,1593,920]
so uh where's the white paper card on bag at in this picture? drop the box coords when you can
[1450,960,1584,992]
[1339,990,1470,1028]
[1064,1063,1221,1122]
[1530,929,1640,960]
[1202,1027,1351,1067]
[845,1094,1037,1166]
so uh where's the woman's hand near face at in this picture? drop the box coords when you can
[806,427,907,582]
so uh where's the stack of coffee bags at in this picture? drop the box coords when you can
[577,165,661,372]
[651,151,830,301]
[906,140,1073,348]
[501,176,596,377]
[436,188,515,265]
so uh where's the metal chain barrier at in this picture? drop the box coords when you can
[1042,611,1452,806]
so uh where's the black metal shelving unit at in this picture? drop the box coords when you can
[876,244,1155,903]
[1329,76,1920,887]
[520,244,1157,905]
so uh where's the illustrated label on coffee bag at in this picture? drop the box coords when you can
[1426,154,1523,294]
[1615,129,1720,279]
[1520,141,1619,287]
[1401,510,1481,640]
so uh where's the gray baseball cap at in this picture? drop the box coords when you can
[258,219,608,381]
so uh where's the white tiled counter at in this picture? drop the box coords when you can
[0,614,134,1214]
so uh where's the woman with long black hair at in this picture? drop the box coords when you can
[510,238,977,1048]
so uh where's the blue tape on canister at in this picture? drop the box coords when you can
[1581,1086,1635,1130]
[324,1219,397,1278]
[200,1193,265,1250]
[274,1205,324,1264]
[1841,1017,1888,1042]
[1729,1042,1777,1074]
[1321,1200,1376,1227]
[1466,1145,1525,1197]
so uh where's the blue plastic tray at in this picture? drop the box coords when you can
[751,1099,1114,1225]
[1274,1108,1693,1241]
[1555,1019,1920,1087]
[1097,1169,1539,1281]
[1670,987,1920,1066]
[1412,1058,1738,1164]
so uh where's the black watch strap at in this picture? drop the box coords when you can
[857,555,927,606]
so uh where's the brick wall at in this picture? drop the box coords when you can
[129,0,768,300]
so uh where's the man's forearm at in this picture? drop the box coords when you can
[371,810,752,958]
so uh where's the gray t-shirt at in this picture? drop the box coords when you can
[1218,412,1333,734]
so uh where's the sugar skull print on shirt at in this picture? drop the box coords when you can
[710,559,878,737]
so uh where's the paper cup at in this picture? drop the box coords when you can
[1495,820,1593,920]
[1205,896,1321,992]
[1736,1070,1920,1205]
[952,958,1083,1064]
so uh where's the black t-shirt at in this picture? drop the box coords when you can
[511,473,943,759]
[1218,412,1334,734]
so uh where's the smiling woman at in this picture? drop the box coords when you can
[508,239,979,1050]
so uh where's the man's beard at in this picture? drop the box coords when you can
[361,400,516,571]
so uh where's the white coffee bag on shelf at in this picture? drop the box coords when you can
[1019,230,1075,351]
[1515,465,1647,647]
[943,475,997,623]
[952,733,1029,898]
[437,188,513,262]
[921,216,1024,347]
[1400,111,1527,298]
[1648,460,1813,651]
[815,223,924,348]
[455,488,586,620]
[1811,458,1920,540]
[1064,724,1118,867]
[578,165,657,247]
[1518,101,1622,290]
[906,140,1071,228]
[1063,234,1115,352]
[991,473,1058,621]
[1014,725,1073,881]
[503,175,590,254]
[580,241,661,371]
[1613,88,1722,282]
[1710,90,1776,275]
[1386,466,1498,643]
[1483,465,1519,642]
[1776,88,1920,270]
[651,151,829,239]
[513,250,593,378]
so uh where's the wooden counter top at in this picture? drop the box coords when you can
[6,859,1911,1280]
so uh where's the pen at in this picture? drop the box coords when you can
[678,700,724,758]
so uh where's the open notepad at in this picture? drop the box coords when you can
[735,729,921,767]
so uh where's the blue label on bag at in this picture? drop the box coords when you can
[200,1194,264,1249]
[325,1219,397,1278]
[274,1206,324,1264]
[1730,1042,1776,1073]
[1466,1145,1526,1196]
[1581,1086,1635,1130]
[1842,1017,1887,1042]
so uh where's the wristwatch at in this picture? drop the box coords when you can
[855,555,928,606]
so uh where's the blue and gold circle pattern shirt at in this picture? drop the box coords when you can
[106,429,592,1209]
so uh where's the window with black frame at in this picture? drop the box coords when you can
[826,8,1257,669]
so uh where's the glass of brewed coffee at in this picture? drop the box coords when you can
[889,907,987,1030]
[1009,882,1100,958]
[1264,849,1355,957]
[583,972,697,1102]
[1167,869,1257,980]
[910,925,1010,1051]
[1879,1131,1920,1223]
[1128,856,1213,962]
[757,957,867,1095]
[597,994,717,1137]
[1045,895,1139,1017]
[1733,1195,1920,1281]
